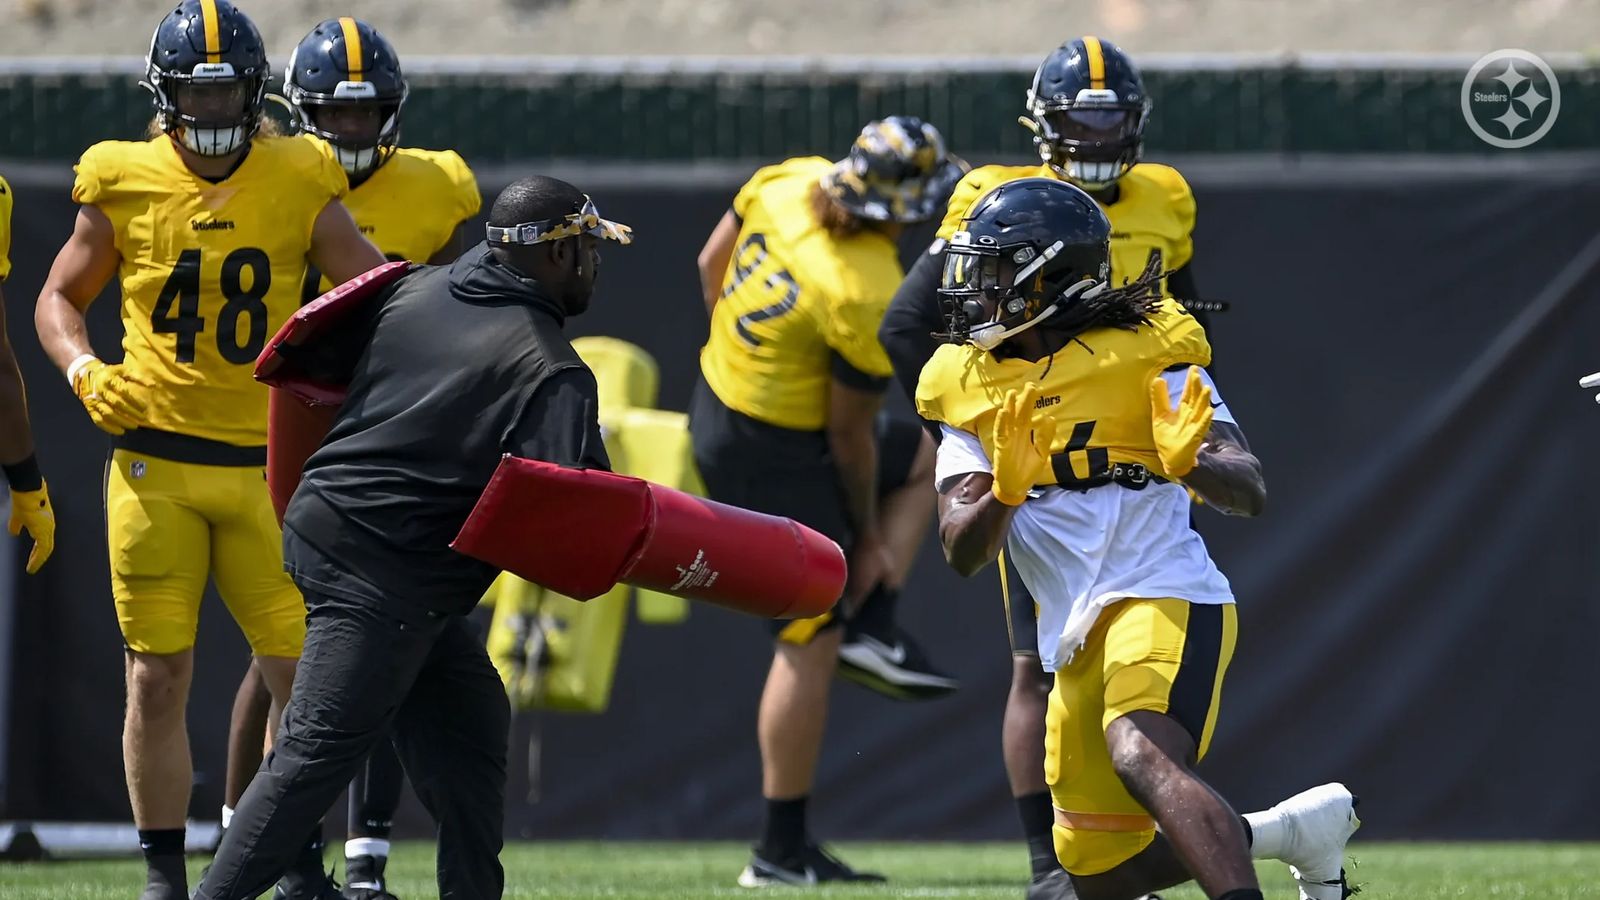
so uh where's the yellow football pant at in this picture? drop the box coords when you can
[106,449,305,657]
[1046,598,1237,876]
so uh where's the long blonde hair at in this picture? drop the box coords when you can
[808,180,865,239]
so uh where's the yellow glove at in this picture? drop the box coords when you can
[990,383,1058,506]
[1149,365,1215,478]
[71,358,150,435]
[8,481,55,574]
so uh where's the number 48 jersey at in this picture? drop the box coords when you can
[700,156,903,432]
[72,135,347,446]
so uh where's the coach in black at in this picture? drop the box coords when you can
[196,176,631,900]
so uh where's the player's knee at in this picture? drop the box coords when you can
[1051,821,1156,886]
[252,654,298,703]
[125,652,193,715]
[1009,655,1051,697]
[1104,718,1170,796]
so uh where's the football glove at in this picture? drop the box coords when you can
[1149,365,1214,479]
[71,358,150,435]
[990,383,1057,506]
[1581,371,1600,404]
[8,481,55,574]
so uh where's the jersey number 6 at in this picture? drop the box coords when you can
[152,247,272,365]
[723,233,800,347]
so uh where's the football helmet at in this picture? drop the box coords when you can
[938,177,1111,350]
[144,0,270,157]
[823,116,968,224]
[1022,36,1151,189]
[284,18,408,179]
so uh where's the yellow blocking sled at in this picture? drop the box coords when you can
[483,337,699,712]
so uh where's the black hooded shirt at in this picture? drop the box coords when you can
[284,242,611,615]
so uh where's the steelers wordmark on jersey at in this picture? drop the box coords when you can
[73,135,346,446]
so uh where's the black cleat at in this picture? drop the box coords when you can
[273,868,345,900]
[344,854,400,900]
[838,623,959,700]
[1026,867,1076,899]
[737,843,887,887]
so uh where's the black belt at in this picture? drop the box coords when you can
[114,428,267,467]
[1047,462,1169,493]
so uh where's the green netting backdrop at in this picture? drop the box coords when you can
[1,62,1595,161]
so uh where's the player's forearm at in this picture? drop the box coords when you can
[697,259,725,316]
[940,490,1017,577]
[1184,443,1266,517]
[827,427,880,540]
[697,211,739,316]
[0,345,36,465]
[34,289,96,377]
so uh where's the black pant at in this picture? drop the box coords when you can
[196,588,509,900]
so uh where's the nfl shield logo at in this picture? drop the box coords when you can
[130,460,147,479]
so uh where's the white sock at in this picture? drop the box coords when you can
[346,837,391,860]
[1244,807,1290,861]
[221,805,234,830]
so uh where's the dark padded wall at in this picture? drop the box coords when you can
[5,158,1600,840]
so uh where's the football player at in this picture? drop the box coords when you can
[878,37,1213,899]
[214,18,483,900]
[31,3,385,899]
[1,173,55,574]
[919,176,1359,900]
[690,117,962,885]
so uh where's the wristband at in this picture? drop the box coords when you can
[2,453,43,492]
[66,354,100,389]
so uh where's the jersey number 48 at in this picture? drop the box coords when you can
[152,247,271,365]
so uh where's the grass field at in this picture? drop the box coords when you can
[3,841,1598,899]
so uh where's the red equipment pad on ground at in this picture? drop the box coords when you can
[452,457,845,619]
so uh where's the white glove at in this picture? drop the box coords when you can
[1581,371,1600,404]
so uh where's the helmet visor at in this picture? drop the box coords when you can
[173,80,250,122]
[1041,107,1140,144]
[940,248,1000,298]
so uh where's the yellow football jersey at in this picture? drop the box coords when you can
[700,156,903,431]
[936,162,1195,295]
[73,135,347,446]
[0,173,12,281]
[309,140,481,293]
[915,300,1210,483]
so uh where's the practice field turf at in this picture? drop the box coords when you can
[2,841,1598,898]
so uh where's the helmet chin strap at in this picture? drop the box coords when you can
[967,279,1106,351]
[969,301,1059,351]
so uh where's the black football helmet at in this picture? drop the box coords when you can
[1022,36,1151,189]
[284,18,408,179]
[822,116,968,223]
[144,0,270,157]
[938,178,1112,349]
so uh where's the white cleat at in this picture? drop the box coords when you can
[1274,783,1361,900]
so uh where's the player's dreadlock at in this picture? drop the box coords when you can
[1046,251,1165,340]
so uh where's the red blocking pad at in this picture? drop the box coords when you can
[452,456,845,619]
